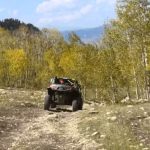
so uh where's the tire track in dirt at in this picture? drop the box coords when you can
[7,106,99,150]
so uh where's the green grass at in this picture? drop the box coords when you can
[0,89,45,150]
[0,89,44,108]
[79,103,150,150]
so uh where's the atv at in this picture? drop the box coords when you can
[44,77,83,112]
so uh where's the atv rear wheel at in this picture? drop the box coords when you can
[44,95,51,110]
[72,100,78,112]
[78,100,83,110]
[51,102,56,108]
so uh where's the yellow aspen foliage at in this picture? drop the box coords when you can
[5,49,27,78]
[44,50,56,71]
[59,50,78,73]
[43,49,63,77]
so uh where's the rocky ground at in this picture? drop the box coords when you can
[0,88,100,150]
[0,88,150,150]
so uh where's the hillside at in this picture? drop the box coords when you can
[0,18,40,33]
[0,18,103,42]
[62,26,104,43]
[0,88,150,150]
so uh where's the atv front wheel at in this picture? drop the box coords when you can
[72,100,78,112]
[44,95,51,110]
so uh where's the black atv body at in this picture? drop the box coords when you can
[44,77,83,111]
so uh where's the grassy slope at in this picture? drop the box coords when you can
[79,103,150,150]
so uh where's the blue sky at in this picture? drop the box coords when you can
[0,0,116,30]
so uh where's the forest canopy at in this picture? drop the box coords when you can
[0,0,150,103]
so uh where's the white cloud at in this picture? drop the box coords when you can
[60,4,93,20]
[36,0,75,13]
[36,0,116,28]
[37,0,94,26]
[38,4,93,25]
[80,4,93,15]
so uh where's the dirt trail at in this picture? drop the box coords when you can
[0,89,100,150]
[6,106,99,150]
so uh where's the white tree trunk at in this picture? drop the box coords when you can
[110,76,116,103]
[95,88,98,100]
[83,86,86,101]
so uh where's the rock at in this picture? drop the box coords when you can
[108,116,117,121]
[140,107,144,111]
[127,111,132,114]
[90,103,96,107]
[139,119,142,122]
[137,115,142,119]
[0,89,7,94]
[127,105,133,108]
[86,127,90,131]
[89,107,95,111]
[144,112,148,116]
[140,143,143,146]
[99,143,104,147]
[142,148,149,150]
[121,96,130,103]
[30,96,34,99]
[100,134,106,138]
[130,145,138,148]
[89,111,99,114]
[106,112,111,115]
[92,132,99,136]
[140,139,146,142]
[137,99,148,103]
[21,103,25,106]
[48,114,58,118]
[144,117,150,120]
[9,98,14,102]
